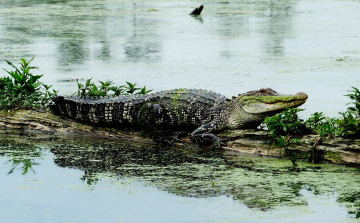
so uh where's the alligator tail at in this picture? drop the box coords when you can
[50,96,66,115]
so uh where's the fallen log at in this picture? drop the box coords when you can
[1,109,359,166]
[0,109,155,145]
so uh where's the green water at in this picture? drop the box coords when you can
[0,136,359,222]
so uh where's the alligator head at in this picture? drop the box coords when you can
[226,88,308,129]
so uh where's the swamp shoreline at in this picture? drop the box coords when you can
[1,109,359,166]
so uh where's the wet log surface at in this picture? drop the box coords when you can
[1,109,359,165]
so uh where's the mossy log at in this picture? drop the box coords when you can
[1,109,360,166]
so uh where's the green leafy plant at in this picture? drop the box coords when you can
[108,85,126,96]
[125,81,140,94]
[315,117,340,137]
[263,87,360,164]
[0,76,12,89]
[309,117,338,137]
[0,57,56,111]
[305,112,325,131]
[4,57,43,92]
[137,86,153,95]
[264,108,308,137]
[74,78,152,97]
[335,87,360,138]
[264,108,308,166]
[345,87,360,115]
[336,111,360,138]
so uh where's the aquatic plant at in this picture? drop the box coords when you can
[264,108,307,137]
[345,87,360,115]
[264,87,360,164]
[264,108,308,166]
[335,87,360,138]
[0,57,153,111]
[73,78,152,97]
[0,57,57,111]
[307,87,360,138]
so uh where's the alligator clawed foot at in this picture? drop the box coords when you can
[169,131,188,145]
[156,131,188,146]
[172,131,188,140]
[210,138,226,149]
[162,137,182,146]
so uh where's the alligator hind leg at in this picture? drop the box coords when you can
[138,102,164,131]
[138,103,189,146]
[138,102,183,145]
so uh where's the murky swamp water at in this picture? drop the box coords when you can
[1,0,360,117]
[1,136,360,223]
[1,0,360,222]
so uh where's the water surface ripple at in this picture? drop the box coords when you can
[1,0,360,117]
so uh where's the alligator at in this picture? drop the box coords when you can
[52,88,308,146]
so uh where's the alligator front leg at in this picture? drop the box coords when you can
[190,122,225,147]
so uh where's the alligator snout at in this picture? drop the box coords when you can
[295,92,308,100]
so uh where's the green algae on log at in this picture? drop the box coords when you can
[1,109,360,165]
[218,130,360,166]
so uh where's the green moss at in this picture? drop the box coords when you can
[324,151,342,163]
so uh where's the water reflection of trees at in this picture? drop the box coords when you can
[0,1,162,68]
[262,0,294,56]
[215,0,294,57]
[124,3,162,63]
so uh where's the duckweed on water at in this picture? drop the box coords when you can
[1,137,359,217]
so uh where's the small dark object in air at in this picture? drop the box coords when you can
[190,5,204,15]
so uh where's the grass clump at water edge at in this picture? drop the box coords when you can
[263,87,360,165]
[0,57,153,112]
[0,57,57,111]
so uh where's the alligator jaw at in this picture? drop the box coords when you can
[239,92,308,114]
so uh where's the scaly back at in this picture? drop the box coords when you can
[52,89,227,128]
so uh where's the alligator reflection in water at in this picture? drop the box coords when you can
[48,138,360,215]
[1,138,359,217]
[51,141,230,198]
